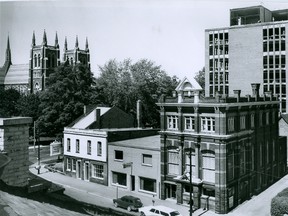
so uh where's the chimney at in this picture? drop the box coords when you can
[83,105,87,115]
[95,108,101,129]
[178,91,183,103]
[251,83,260,101]
[233,90,241,102]
[194,90,200,104]
[265,91,272,101]
[215,91,221,102]
[137,100,142,128]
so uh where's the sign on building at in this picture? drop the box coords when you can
[50,140,62,156]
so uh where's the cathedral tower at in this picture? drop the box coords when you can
[63,36,90,69]
[29,30,60,93]
[0,36,12,87]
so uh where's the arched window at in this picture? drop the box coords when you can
[38,54,41,68]
[35,82,40,91]
[34,54,37,68]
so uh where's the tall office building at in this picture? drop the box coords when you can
[205,5,288,113]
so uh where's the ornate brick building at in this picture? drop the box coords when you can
[157,77,287,214]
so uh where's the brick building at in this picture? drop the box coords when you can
[205,5,288,113]
[0,117,32,187]
[157,77,286,214]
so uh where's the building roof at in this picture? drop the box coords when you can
[280,114,288,124]
[71,106,110,129]
[4,64,29,85]
[108,135,160,150]
[175,76,202,92]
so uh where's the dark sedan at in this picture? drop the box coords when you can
[113,195,143,212]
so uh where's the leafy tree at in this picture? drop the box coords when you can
[96,59,178,127]
[16,93,41,121]
[0,88,21,117]
[194,67,205,93]
[36,63,96,137]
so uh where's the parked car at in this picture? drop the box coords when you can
[139,205,183,216]
[113,195,143,211]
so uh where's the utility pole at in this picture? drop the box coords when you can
[189,147,193,216]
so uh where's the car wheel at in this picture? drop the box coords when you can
[114,202,118,208]
[127,206,132,211]
[140,212,146,216]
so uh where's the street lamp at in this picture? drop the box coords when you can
[189,147,193,216]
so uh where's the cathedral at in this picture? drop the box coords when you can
[0,30,90,94]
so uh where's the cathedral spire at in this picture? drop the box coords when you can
[55,31,59,47]
[64,36,68,51]
[85,37,89,51]
[32,31,36,47]
[6,35,11,63]
[42,29,47,46]
[75,35,79,48]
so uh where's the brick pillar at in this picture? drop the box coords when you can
[193,185,201,209]
[0,117,32,187]
[176,182,183,204]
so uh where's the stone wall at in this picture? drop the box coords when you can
[0,117,32,187]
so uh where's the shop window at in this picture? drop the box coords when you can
[66,158,71,171]
[112,172,127,186]
[140,177,156,192]
[92,164,104,179]
[72,159,76,172]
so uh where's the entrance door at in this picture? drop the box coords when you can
[77,161,81,179]
[84,162,89,181]
[165,184,177,199]
[131,175,135,191]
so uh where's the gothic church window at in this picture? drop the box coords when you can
[34,54,37,68]
[38,54,41,68]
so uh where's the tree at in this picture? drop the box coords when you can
[96,59,178,127]
[16,93,41,121]
[0,88,21,117]
[36,64,96,137]
[194,67,205,94]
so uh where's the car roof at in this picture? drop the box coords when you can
[122,195,140,200]
[152,205,178,212]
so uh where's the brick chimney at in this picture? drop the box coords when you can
[233,90,241,102]
[137,100,142,128]
[251,83,260,101]
[95,108,101,129]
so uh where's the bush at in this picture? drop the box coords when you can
[271,189,288,216]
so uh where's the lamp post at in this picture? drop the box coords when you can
[37,134,41,174]
[189,147,193,216]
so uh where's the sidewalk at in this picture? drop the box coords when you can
[29,162,213,216]
[29,162,288,216]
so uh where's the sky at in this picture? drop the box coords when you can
[0,0,287,78]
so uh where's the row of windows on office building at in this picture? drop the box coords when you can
[66,138,102,156]
[166,112,276,133]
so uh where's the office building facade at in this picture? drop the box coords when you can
[205,5,288,113]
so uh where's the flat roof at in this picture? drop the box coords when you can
[109,135,160,150]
